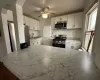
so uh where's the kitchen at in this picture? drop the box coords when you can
[5,0,84,50]
[1,0,100,80]
[22,11,83,50]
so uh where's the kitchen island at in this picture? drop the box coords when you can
[3,45,100,80]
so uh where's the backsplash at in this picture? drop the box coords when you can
[52,29,81,40]
[29,30,40,38]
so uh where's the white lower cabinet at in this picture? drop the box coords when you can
[30,38,42,46]
[65,40,81,50]
[42,38,52,46]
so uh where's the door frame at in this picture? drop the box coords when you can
[83,2,98,52]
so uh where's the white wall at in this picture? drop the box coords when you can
[15,4,25,43]
[39,18,51,37]
[0,13,10,62]
[7,10,13,21]
[92,1,100,70]
[0,38,7,61]
[39,18,53,46]
[82,0,98,47]
[83,0,100,69]
[0,22,7,62]
[1,12,11,54]
[84,0,98,13]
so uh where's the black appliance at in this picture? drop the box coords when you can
[55,21,67,29]
[52,35,67,48]
[20,42,29,49]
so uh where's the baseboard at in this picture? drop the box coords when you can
[81,47,87,52]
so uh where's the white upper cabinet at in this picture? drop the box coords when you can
[51,12,83,29]
[30,18,34,29]
[67,12,83,29]
[67,14,75,29]
[54,17,60,24]
[51,15,67,29]
[32,19,38,30]
[75,12,83,28]
[60,15,68,21]
[55,15,67,24]
[30,18,37,30]
[24,15,40,30]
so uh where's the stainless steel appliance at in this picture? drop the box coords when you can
[52,35,67,48]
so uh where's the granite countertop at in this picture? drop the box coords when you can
[30,37,42,39]
[3,45,100,80]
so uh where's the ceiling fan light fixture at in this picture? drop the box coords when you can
[42,13,48,19]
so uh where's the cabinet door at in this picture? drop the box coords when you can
[54,17,60,24]
[67,14,75,29]
[60,15,67,22]
[54,16,67,24]
[75,12,83,28]
[30,18,38,30]
[25,16,30,26]
[51,18,56,29]
[30,18,34,30]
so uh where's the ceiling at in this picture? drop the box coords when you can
[23,0,85,19]
[0,0,16,10]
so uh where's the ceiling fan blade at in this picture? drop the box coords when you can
[38,15,41,17]
[46,11,56,15]
[32,3,43,11]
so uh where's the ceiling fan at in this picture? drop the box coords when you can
[32,3,55,19]
[39,7,55,19]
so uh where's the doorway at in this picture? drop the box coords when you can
[8,22,17,52]
[84,3,98,53]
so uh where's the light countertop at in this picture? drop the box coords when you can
[3,45,100,80]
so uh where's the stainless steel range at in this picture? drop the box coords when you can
[52,35,67,48]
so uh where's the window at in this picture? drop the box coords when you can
[84,3,98,53]
[88,8,98,31]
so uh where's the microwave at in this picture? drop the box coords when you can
[55,22,67,29]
